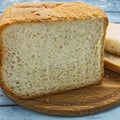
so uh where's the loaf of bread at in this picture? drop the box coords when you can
[0,2,108,99]
[105,23,120,73]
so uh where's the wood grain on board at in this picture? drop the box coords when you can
[4,69,120,116]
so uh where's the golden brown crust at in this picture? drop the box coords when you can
[101,19,108,81]
[0,2,108,99]
[104,52,120,73]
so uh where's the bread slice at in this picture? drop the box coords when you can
[104,52,120,73]
[105,23,120,73]
[0,2,108,99]
[105,23,120,56]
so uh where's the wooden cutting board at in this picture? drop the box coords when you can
[6,69,120,116]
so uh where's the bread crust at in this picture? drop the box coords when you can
[0,2,107,28]
[104,52,120,73]
[0,2,108,99]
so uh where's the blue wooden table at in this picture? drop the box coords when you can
[0,0,120,120]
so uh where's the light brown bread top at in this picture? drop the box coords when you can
[0,2,108,29]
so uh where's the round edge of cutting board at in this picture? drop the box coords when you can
[5,69,120,116]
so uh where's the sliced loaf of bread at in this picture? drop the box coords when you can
[0,2,108,99]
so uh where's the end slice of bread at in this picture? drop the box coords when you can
[105,23,120,73]
[105,23,120,56]
[0,2,108,99]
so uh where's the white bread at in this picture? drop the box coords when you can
[0,2,108,99]
[105,23,120,73]
[105,23,120,56]
[105,52,120,73]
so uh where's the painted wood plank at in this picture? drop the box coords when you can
[0,105,120,120]
[78,0,120,11]
[44,0,120,11]
[107,13,120,23]
[0,0,45,12]
[0,0,120,12]
[0,89,17,106]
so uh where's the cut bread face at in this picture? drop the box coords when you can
[1,19,105,99]
[105,23,120,56]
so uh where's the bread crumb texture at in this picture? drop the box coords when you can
[2,19,104,98]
